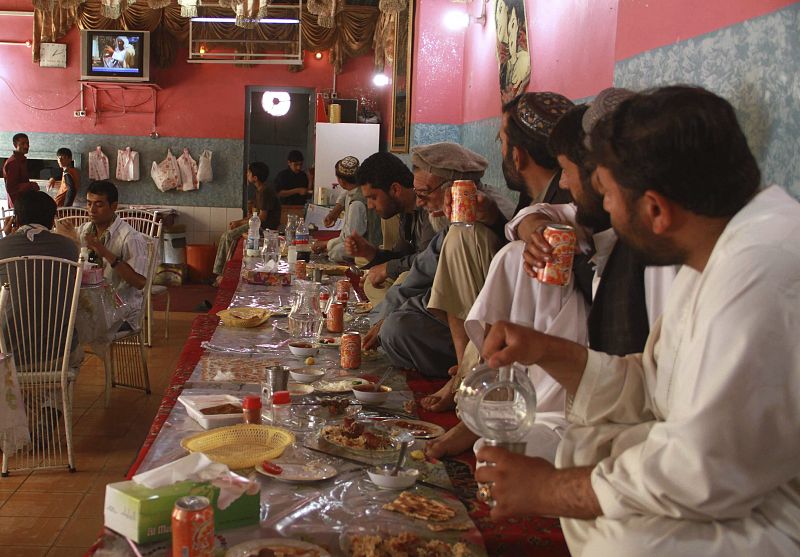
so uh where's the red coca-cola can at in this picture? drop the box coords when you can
[326,302,344,333]
[537,224,576,286]
[451,180,478,226]
[171,495,214,557]
[340,332,361,369]
[294,260,307,280]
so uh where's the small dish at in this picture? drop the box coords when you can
[287,382,315,396]
[367,465,419,489]
[289,368,326,383]
[317,336,341,348]
[352,383,392,404]
[255,461,338,483]
[288,342,319,357]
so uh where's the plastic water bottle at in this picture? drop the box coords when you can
[246,209,260,257]
[285,214,298,264]
[294,218,311,262]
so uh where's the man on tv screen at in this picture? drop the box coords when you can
[95,36,138,70]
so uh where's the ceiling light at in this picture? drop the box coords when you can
[372,73,390,87]
[314,51,323,60]
[191,17,299,24]
[199,44,206,55]
[443,10,469,31]
[262,91,291,116]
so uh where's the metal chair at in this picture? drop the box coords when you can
[56,206,89,219]
[102,226,161,406]
[120,216,169,345]
[0,255,84,475]
[1,207,14,238]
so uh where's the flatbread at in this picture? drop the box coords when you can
[199,355,282,383]
[382,491,456,522]
[349,532,470,557]
[427,521,472,532]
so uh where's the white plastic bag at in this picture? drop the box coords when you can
[197,149,213,183]
[177,148,198,191]
[150,149,181,192]
[115,147,140,182]
[88,146,109,180]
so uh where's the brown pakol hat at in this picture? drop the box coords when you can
[511,92,574,140]
[411,142,488,182]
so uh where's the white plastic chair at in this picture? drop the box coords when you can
[1,207,14,238]
[0,255,84,475]
[120,216,169,345]
[116,208,158,222]
[56,206,89,219]
[101,226,161,406]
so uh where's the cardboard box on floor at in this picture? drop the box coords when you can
[104,479,259,544]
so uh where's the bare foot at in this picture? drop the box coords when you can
[420,376,455,412]
[425,422,479,459]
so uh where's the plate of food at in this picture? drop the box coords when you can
[255,460,338,483]
[341,519,476,557]
[319,417,399,456]
[317,336,341,348]
[381,418,445,439]
[352,301,373,314]
[216,307,272,328]
[287,382,314,396]
[308,262,349,276]
[310,398,361,419]
[313,376,370,393]
[226,538,331,557]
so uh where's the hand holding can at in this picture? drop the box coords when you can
[536,225,576,286]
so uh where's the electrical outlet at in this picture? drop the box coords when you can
[73,110,86,118]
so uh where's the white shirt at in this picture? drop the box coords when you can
[79,217,149,327]
[327,189,367,262]
[560,187,800,548]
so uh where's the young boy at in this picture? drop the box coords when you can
[48,147,80,207]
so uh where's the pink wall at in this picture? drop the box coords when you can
[0,4,387,139]
[615,0,798,61]
[410,0,466,125]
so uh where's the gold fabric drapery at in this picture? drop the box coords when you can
[31,0,383,74]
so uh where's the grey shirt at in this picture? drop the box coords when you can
[368,207,435,279]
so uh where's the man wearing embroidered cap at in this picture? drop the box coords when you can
[364,142,514,377]
[313,156,382,263]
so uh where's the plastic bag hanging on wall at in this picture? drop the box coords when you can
[177,148,199,191]
[115,147,140,182]
[151,149,181,192]
[197,150,213,183]
[88,146,109,180]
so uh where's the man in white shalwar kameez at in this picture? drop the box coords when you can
[475,86,800,556]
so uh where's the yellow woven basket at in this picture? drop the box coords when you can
[216,308,272,328]
[180,424,295,469]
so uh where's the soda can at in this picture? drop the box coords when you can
[294,260,307,280]
[335,279,351,298]
[341,332,362,369]
[537,224,576,286]
[319,289,330,314]
[451,180,478,226]
[172,495,214,557]
[326,302,344,333]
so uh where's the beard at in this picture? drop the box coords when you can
[616,209,687,266]
[575,182,611,231]
[502,150,526,193]
[428,212,450,233]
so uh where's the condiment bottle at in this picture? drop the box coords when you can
[242,395,262,424]
[271,390,291,425]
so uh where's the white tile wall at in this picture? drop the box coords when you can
[177,206,241,247]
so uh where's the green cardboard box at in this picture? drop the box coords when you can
[104,479,260,544]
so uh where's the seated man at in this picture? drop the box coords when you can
[427,94,674,460]
[366,142,500,377]
[345,152,435,288]
[78,180,149,331]
[314,156,382,262]
[212,162,280,285]
[421,91,575,411]
[476,86,800,556]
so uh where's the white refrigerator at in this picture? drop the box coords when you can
[313,122,380,205]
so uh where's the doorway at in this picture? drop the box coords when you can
[243,86,315,214]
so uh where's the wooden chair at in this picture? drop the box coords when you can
[101,225,161,406]
[120,216,169,345]
[0,255,83,475]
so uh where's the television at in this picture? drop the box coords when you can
[80,29,150,82]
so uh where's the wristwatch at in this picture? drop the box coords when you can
[110,256,123,268]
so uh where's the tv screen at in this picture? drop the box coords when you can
[80,30,150,82]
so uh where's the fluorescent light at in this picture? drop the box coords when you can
[372,73,390,87]
[191,17,299,23]
[262,91,291,116]
[443,10,469,31]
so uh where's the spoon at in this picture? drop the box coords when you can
[373,366,393,390]
[391,439,411,477]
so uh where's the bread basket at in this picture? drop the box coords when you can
[180,424,295,469]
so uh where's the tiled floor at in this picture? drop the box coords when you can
[0,312,197,557]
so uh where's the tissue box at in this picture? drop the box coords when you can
[241,269,291,286]
[104,480,259,544]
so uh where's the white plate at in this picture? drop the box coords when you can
[314,377,370,393]
[317,336,341,348]
[254,461,337,483]
[381,418,446,439]
[288,382,315,396]
[225,538,331,557]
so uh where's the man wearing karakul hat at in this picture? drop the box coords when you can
[364,141,515,377]
[314,156,382,262]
